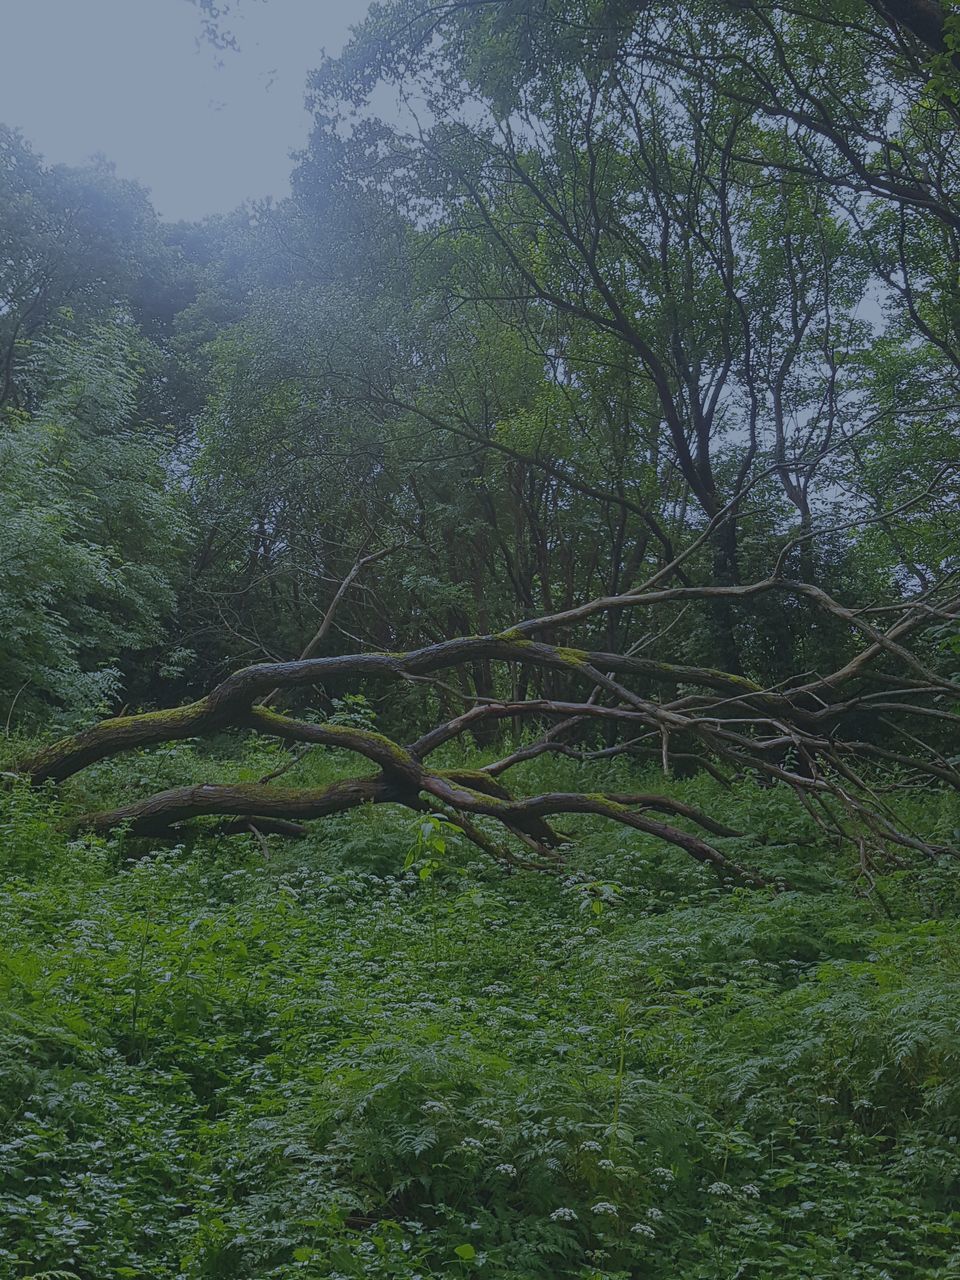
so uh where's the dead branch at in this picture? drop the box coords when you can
[12,571,958,883]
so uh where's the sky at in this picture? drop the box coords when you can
[0,0,373,221]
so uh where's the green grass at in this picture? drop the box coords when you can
[1,742,959,1278]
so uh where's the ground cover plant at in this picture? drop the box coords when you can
[1,741,960,1279]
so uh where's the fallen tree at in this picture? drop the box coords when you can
[12,554,960,889]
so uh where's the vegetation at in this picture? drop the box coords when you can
[1,0,959,1275]
[1,745,959,1278]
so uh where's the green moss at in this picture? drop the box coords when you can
[494,635,588,667]
[585,791,625,812]
[349,729,417,767]
[496,630,535,646]
[122,703,204,728]
[700,667,761,691]
[253,709,416,769]
[554,646,589,666]
[437,778,511,809]
[443,768,489,783]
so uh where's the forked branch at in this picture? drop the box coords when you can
[14,573,959,883]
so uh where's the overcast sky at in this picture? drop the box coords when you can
[0,0,373,221]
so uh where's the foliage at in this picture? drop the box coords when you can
[2,5,960,1277]
[0,323,183,725]
[1,750,959,1278]
[0,126,159,411]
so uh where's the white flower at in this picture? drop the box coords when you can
[591,1201,619,1216]
[550,1207,578,1222]
[598,1158,615,1170]
[741,1184,760,1199]
[706,1181,734,1197]
[647,1207,664,1219]
[652,1166,674,1183]
[495,1163,517,1177]
[579,1140,602,1153]
[459,1137,484,1151]
[631,1222,656,1237]
[420,1100,446,1114]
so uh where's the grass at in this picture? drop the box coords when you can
[0,739,959,1278]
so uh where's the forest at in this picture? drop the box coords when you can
[1,0,959,1276]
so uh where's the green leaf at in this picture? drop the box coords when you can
[454,1243,477,1260]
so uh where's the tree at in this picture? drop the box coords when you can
[0,321,183,724]
[8,1,957,884]
[12,552,960,884]
[0,128,160,410]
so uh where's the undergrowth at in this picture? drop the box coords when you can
[1,741,959,1278]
